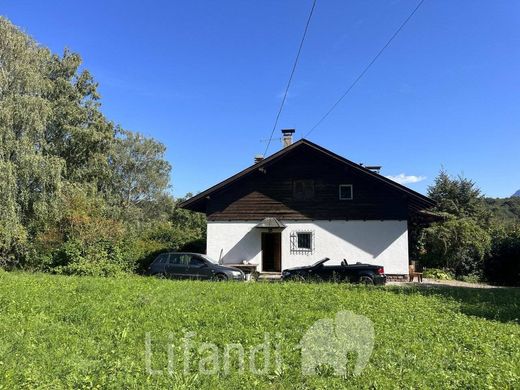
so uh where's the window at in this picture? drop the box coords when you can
[189,257,206,267]
[167,254,181,265]
[290,231,314,254]
[155,253,169,264]
[293,180,315,200]
[168,254,190,265]
[297,233,312,250]
[339,184,353,200]
[178,254,191,266]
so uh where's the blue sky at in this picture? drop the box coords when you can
[3,0,520,198]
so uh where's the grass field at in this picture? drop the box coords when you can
[0,271,519,389]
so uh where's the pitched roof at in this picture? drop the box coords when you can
[179,139,434,212]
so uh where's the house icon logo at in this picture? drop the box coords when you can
[299,311,375,377]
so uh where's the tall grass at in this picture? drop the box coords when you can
[0,271,519,388]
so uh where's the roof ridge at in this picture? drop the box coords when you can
[179,139,434,210]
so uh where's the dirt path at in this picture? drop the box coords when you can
[388,278,503,289]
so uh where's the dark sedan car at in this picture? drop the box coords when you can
[147,252,245,281]
[281,258,386,285]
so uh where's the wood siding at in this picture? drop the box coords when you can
[205,145,410,221]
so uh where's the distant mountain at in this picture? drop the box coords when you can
[513,190,520,197]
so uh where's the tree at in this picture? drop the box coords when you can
[420,217,491,276]
[0,17,64,265]
[0,17,177,273]
[419,169,492,277]
[428,168,490,224]
[110,130,171,208]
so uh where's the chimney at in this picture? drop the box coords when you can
[254,155,264,164]
[281,129,295,148]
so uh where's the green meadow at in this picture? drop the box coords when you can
[0,271,519,389]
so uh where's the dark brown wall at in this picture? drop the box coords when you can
[205,145,410,221]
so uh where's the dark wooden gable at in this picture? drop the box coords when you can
[180,140,434,221]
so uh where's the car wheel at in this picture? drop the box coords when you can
[212,273,228,282]
[359,276,374,285]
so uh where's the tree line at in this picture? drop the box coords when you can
[0,17,205,276]
[413,170,520,286]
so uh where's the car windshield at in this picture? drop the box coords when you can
[200,254,218,264]
[312,258,329,267]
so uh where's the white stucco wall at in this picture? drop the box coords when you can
[206,220,409,275]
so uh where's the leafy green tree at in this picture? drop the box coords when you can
[428,168,491,224]
[0,17,179,273]
[419,169,493,277]
[0,17,64,265]
[420,217,491,276]
[110,130,171,208]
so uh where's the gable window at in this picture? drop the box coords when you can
[290,231,314,254]
[339,184,353,200]
[293,180,315,200]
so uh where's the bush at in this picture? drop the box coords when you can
[420,218,491,276]
[54,258,126,277]
[484,227,520,286]
[51,238,134,277]
[179,238,206,253]
[423,268,454,280]
[458,273,482,284]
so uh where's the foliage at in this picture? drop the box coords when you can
[110,129,171,208]
[422,268,454,280]
[0,17,206,274]
[420,217,491,276]
[0,272,519,388]
[485,196,520,225]
[458,273,482,284]
[484,225,520,286]
[419,170,493,277]
[428,168,490,223]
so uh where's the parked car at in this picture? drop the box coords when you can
[146,252,245,281]
[281,258,386,285]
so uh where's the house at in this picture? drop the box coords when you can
[179,130,434,279]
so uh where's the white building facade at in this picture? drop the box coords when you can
[207,220,409,275]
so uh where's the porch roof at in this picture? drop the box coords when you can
[254,217,286,229]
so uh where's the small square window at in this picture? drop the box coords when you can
[290,231,314,254]
[339,184,353,200]
[297,233,312,250]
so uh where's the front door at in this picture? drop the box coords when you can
[261,232,281,272]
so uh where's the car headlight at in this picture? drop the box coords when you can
[282,270,290,276]
[231,270,242,276]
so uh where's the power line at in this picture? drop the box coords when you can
[304,0,425,138]
[263,0,317,156]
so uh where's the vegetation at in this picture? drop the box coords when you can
[417,169,520,286]
[485,196,520,225]
[0,17,205,275]
[0,272,518,388]
[422,268,454,280]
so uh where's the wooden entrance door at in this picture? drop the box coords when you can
[261,232,281,272]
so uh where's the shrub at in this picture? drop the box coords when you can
[51,238,134,277]
[484,226,520,286]
[458,273,482,284]
[420,218,491,276]
[423,268,454,280]
[55,259,126,277]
